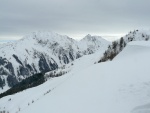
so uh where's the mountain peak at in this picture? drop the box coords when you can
[82,34,100,41]
[22,31,67,41]
[85,34,92,37]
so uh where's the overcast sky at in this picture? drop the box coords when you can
[0,0,150,40]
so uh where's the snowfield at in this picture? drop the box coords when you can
[0,41,150,113]
[0,47,105,113]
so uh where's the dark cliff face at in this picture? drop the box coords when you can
[38,54,58,73]
[0,55,59,88]
[0,57,15,76]
[0,77,5,89]
[0,50,81,89]
[0,57,17,88]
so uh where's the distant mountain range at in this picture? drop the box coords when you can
[0,31,110,90]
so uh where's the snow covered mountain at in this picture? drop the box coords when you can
[99,30,150,62]
[0,40,150,113]
[0,31,110,91]
[123,30,150,42]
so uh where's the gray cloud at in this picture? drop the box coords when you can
[0,0,150,40]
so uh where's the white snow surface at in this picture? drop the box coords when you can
[0,41,150,113]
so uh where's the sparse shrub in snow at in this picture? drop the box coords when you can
[0,110,9,113]
[145,37,149,41]
[119,37,125,51]
[44,89,51,95]
[71,63,74,66]
[18,107,20,111]
[32,100,34,103]
[8,98,11,101]
[45,67,68,79]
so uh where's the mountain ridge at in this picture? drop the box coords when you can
[0,31,110,91]
[99,30,150,62]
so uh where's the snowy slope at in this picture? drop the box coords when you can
[0,48,105,113]
[99,30,150,62]
[0,31,110,91]
[0,41,150,113]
